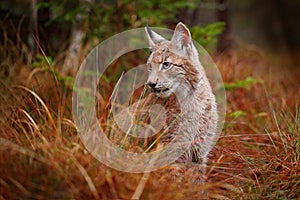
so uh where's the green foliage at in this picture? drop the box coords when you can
[190,22,225,51]
[32,54,55,69]
[32,54,74,87]
[37,0,198,44]
[37,0,85,25]
[228,110,247,119]
[224,76,263,91]
[37,0,223,50]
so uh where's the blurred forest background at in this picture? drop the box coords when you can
[1,0,300,77]
[1,0,300,199]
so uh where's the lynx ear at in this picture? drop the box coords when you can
[171,22,192,49]
[145,24,165,48]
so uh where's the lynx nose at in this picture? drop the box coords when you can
[146,81,157,89]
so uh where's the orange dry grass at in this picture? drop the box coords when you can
[0,44,299,199]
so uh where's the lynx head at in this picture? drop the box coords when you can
[145,22,201,98]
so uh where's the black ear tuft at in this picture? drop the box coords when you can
[177,18,184,24]
[145,23,166,48]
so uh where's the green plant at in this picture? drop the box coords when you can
[32,54,74,88]
[190,22,225,51]
[224,76,263,91]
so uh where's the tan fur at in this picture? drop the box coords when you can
[144,23,218,164]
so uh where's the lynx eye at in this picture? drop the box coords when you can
[162,62,172,70]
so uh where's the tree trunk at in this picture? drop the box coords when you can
[28,0,39,60]
[216,0,231,52]
[61,23,85,76]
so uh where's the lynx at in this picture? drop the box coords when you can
[109,22,218,169]
[143,22,218,165]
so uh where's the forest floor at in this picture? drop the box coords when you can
[0,43,300,199]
